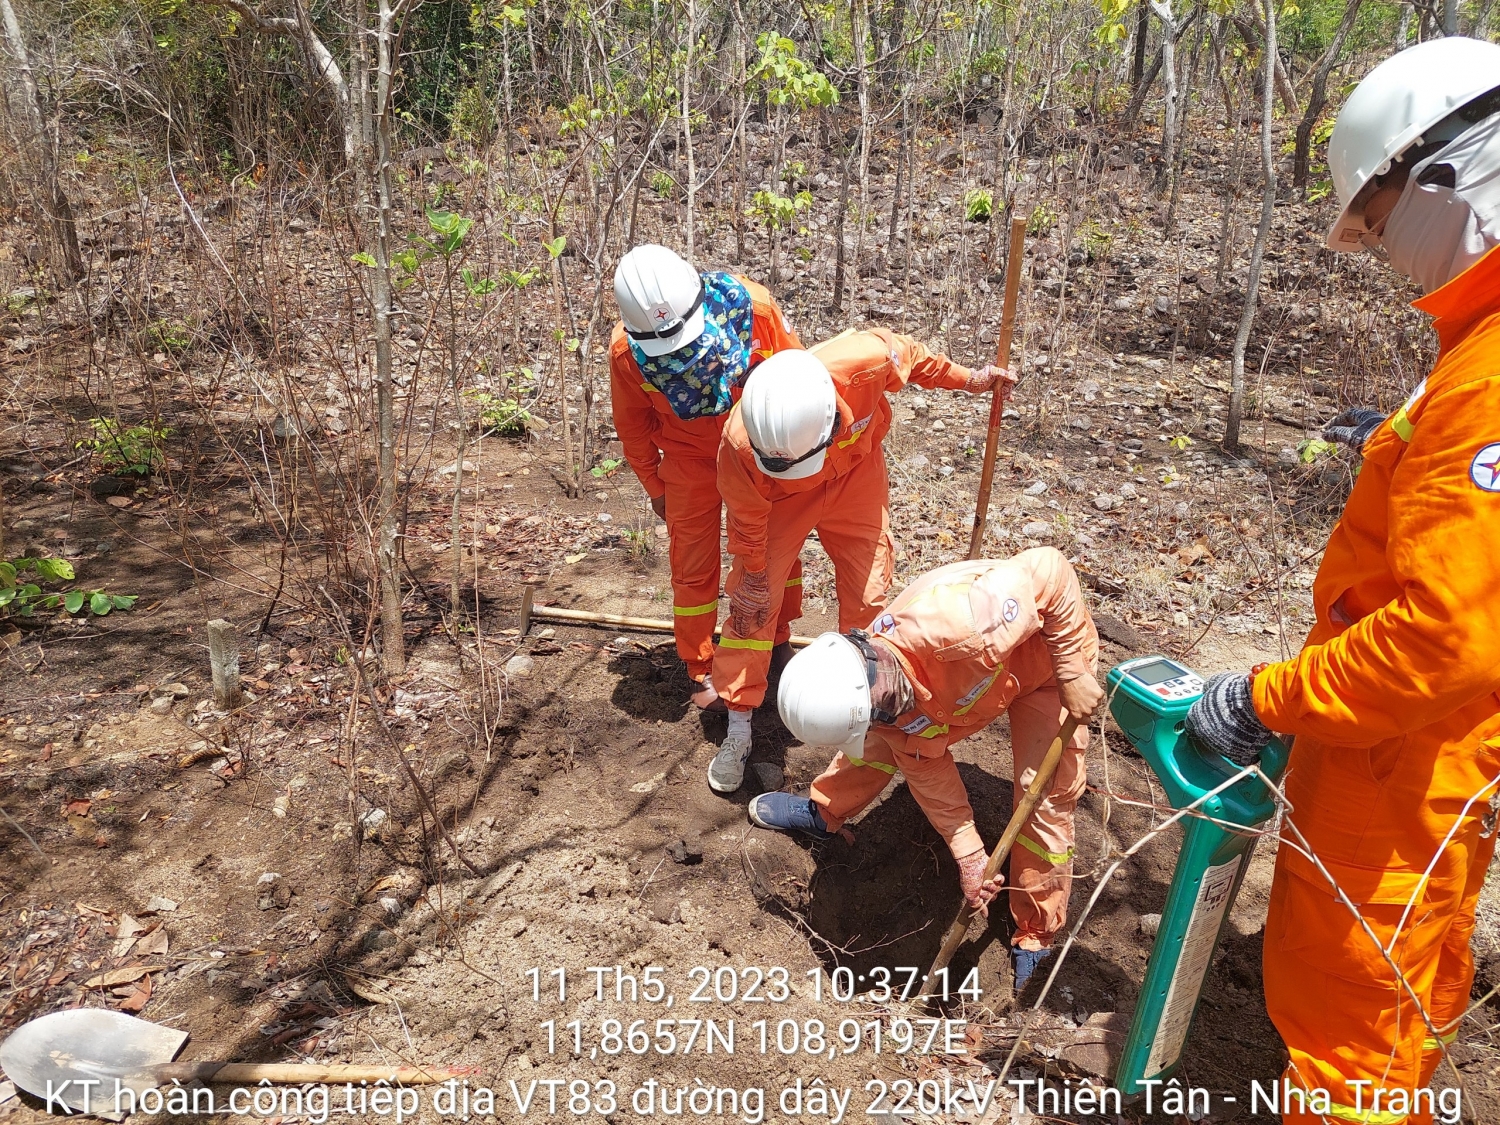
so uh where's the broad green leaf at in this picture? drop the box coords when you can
[90,592,112,615]
[112,595,138,610]
[0,588,14,606]
[352,251,378,267]
[64,590,86,613]
[36,557,75,581]
[543,235,567,258]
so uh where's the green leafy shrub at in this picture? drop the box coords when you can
[78,418,170,476]
[963,189,993,223]
[0,556,137,618]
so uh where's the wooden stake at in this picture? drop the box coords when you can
[922,716,1080,994]
[205,619,243,709]
[966,216,1028,560]
[517,590,813,645]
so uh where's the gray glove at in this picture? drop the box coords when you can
[1186,672,1272,766]
[1323,407,1386,450]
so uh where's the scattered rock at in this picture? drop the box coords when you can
[1024,480,1048,496]
[1139,913,1162,937]
[256,873,292,910]
[1069,415,1092,431]
[504,654,536,678]
[1119,482,1138,499]
[378,896,403,917]
[752,763,785,792]
[88,475,129,499]
[908,396,930,416]
[931,420,946,433]
[438,460,478,476]
[1021,521,1052,538]
[145,896,177,913]
[360,808,390,837]
[665,837,704,865]
[1093,494,1122,511]
[363,929,398,951]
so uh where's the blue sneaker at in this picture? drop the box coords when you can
[1012,946,1055,993]
[747,792,834,840]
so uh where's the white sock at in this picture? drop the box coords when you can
[728,710,752,742]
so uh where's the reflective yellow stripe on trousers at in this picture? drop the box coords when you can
[1017,835,1075,866]
[845,756,897,776]
[719,637,774,651]
[674,600,718,617]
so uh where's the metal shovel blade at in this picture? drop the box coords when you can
[0,1008,188,1113]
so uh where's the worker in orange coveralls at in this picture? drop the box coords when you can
[1183,38,1500,1125]
[705,332,1009,793]
[748,547,1102,992]
[609,245,802,712]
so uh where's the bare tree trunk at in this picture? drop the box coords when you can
[1443,0,1458,35]
[731,0,747,264]
[1226,0,1277,452]
[1148,0,1179,194]
[1131,1,1151,90]
[1396,2,1412,48]
[1232,15,1298,115]
[1293,0,1364,191]
[830,139,855,312]
[1124,48,1164,127]
[681,0,696,261]
[350,0,409,675]
[0,0,83,282]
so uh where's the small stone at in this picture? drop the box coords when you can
[666,837,704,865]
[145,896,178,913]
[1069,415,1092,431]
[504,654,536,678]
[1022,521,1052,538]
[1173,611,1190,627]
[1024,480,1048,496]
[752,763,785,792]
[1139,913,1162,937]
[1153,295,1173,314]
[937,465,954,477]
[597,513,612,522]
[909,396,930,416]
[1109,295,1136,312]
[360,808,389,836]
[931,420,946,433]
[363,929,398,951]
[257,872,282,885]
[1278,447,1300,465]
[438,460,478,476]
[1119,482,1138,499]
[272,794,289,818]
[378,896,403,917]
[1093,494,1122,512]
[537,627,555,639]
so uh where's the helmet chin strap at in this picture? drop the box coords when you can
[846,629,911,725]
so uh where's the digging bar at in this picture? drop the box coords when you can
[967,215,1028,560]
[920,715,1081,1001]
[518,586,814,645]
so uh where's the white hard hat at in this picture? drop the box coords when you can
[777,632,874,751]
[740,350,840,480]
[614,245,706,357]
[1326,37,1500,251]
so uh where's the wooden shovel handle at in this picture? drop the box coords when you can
[153,1062,472,1084]
[924,715,1081,989]
[967,216,1028,561]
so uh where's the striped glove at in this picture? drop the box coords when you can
[1323,407,1386,450]
[1185,672,1272,767]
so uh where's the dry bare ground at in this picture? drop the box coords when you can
[3,45,1499,1125]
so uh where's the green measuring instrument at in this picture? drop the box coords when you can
[1106,655,1289,1097]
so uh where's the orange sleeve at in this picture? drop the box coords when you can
[608,346,666,500]
[897,748,982,858]
[885,333,974,393]
[718,420,773,573]
[1023,547,1096,684]
[741,278,804,358]
[1254,376,1500,743]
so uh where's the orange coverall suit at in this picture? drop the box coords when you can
[715,328,975,711]
[1252,246,1500,1124]
[609,278,802,682]
[809,549,1098,946]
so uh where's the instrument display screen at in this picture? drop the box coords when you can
[1128,658,1187,686]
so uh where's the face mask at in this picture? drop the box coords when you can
[1380,113,1500,294]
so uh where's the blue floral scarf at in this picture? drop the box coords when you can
[630,272,753,421]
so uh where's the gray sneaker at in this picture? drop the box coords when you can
[707,733,753,793]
